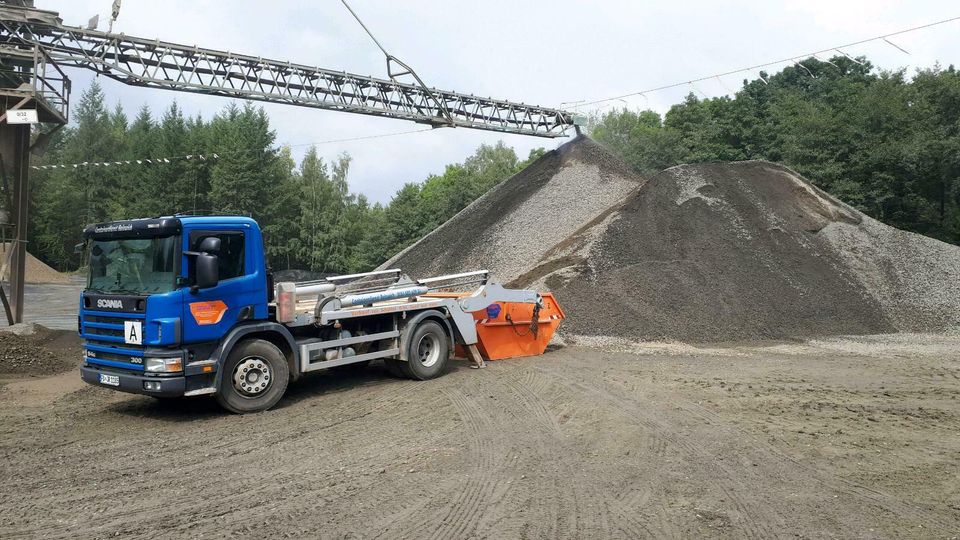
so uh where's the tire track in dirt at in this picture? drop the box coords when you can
[646,381,960,533]
[502,367,666,539]
[563,355,959,536]
[3,376,455,540]
[499,371,575,538]
[199,376,432,455]
[422,386,508,540]
[371,383,510,540]
[547,368,782,539]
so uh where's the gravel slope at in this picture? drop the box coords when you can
[381,135,644,284]
[385,137,960,342]
[0,244,70,284]
[539,161,960,341]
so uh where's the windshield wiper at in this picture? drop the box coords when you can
[114,289,144,295]
[94,287,143,295]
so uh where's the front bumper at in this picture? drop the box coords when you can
[81,364,186,397]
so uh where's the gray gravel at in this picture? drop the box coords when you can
[822,215,960,332]
[381,135,644,284]
[0,325,78,377]
[546,161,897,341]
[384,139,960,343]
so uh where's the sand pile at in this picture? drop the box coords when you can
[381,135,644,284]
[533,161,960,341]
[0,243,70,284]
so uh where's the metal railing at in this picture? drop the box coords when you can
[0,42,69,122]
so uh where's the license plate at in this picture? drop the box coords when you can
[99,374,120,387]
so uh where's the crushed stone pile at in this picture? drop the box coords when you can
[381,135,644,284]
[0,243,70,284]
[0,324,78,376]
[383,135,960,343]
[534,161,960,341]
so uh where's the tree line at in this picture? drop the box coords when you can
[28,81,542,273]
[590,55,960,244]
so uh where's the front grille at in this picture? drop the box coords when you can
[85,337,142,350]
[85,327,124,338]
[86,348,143,365]
[82,313,145,369]
[84,315,126,324]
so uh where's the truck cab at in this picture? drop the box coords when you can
[79,215,280,407]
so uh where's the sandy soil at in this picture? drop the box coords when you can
[1,335,958,539]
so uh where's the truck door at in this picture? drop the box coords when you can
[182,229,263,344]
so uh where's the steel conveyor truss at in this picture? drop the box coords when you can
[0,5,575,137]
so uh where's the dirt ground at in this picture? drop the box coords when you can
[1,334,958,539]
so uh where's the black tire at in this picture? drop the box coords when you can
[402,320,450,380]
[215,339,289,414]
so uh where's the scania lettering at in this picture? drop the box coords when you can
[78,215,555,413]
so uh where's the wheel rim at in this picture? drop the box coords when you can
[417,334,441,368]
[232,356,272,396]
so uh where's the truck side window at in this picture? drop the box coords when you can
[195,232,245,280]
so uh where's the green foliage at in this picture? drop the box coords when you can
[28,85,537,273]
[589,57,960,244]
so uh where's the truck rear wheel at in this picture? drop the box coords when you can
[401,320,449,380]
[216,339,289,414]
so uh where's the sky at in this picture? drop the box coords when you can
[39,0,960,204]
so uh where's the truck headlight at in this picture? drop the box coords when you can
[144,357,183,373]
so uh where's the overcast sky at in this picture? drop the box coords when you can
[41,0,960,204]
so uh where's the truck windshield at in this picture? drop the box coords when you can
[88,236,178,295]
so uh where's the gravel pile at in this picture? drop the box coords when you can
[384,135,960,343]
[539,161,960,341]
[0,326,78,376]
[821,215,960,332]
[381,135,644,284]
[0,243,70,284]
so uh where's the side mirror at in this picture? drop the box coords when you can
[197,236,221,254]
[195,253,219,290]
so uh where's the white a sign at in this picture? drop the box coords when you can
[124,321,142,345]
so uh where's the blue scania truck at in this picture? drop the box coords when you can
[78,215,542,413]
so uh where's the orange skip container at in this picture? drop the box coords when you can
[423,292,565,361]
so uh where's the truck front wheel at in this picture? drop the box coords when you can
[216,339,289,414]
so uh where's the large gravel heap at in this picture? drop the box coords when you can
[381,135,644,284]
[540,161,960,341]
[385,136,960,342]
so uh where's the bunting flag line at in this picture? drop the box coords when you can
[31,153,220,170]
[29,125,435,172]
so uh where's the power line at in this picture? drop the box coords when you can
[567,15,960,109]
[31,127,434,171]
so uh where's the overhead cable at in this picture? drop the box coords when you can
[569,15,960,109]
